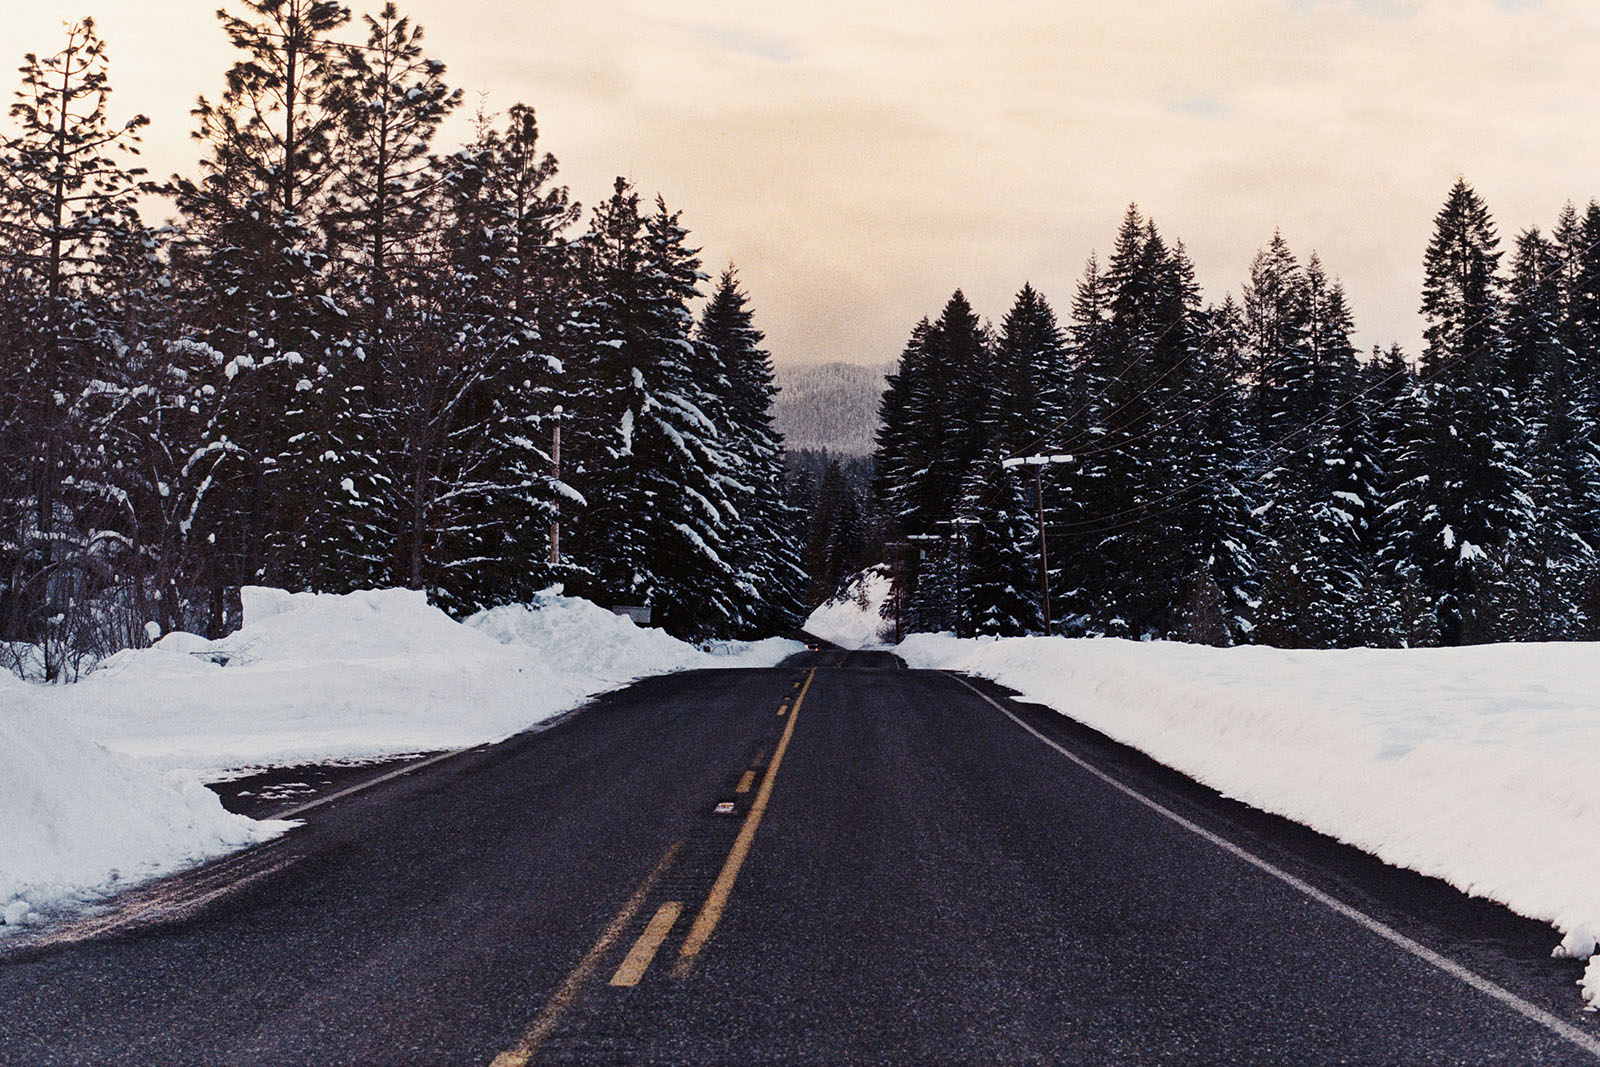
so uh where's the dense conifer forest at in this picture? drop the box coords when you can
[0,5,804,678]
[873,188,1600,648]
[9,5,1600,678]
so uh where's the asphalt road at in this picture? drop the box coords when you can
[1,644,1597,1065]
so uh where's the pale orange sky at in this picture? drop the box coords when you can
[8,0,1600,365]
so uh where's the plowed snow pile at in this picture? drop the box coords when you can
[46,587,799,773]
[898,634,1600,1006]
[4,587,800,930]
[1,672,284,932]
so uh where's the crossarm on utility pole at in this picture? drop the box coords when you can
[1001,453,1075,636]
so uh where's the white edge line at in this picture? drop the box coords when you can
[943,670,1600,1060]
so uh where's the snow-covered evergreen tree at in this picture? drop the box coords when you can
[567,183,742,638]
[697,268,805,634]
[1244,237,1367,647]
[0,18,156,672]
[312,3,460,591]
[871,317,932,533]
[1500,227,1597,638]
[374,107,576,612]
[801,459,866,608]
[1185,304,1258,644]
[1383,179,1532,645]
[991,283,1070,453]
[1081,211,1212,637]
[1552,201,1600,594]
[172,0,351,623]
[896,291,993,538]
[960,448,1042,636]
[871,291,994,631]
[1045,255,1112,630]
[1318,369,1390,646]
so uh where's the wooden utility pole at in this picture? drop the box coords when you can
[550,406,562,567]
[1034,464,1050,637]
[1002,454,1075,637]
[938,516,980,638]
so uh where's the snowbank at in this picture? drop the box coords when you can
[1,672,283,932]
[898,634,1600,1006]
[47,587,801,775]
[804,567,892,649]
[469,595,799,685]
[6,587,799,929]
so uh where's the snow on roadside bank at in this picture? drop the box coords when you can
[1,672,285,933]
[4,587,800,929]
[804,567,893,649]
[898,633,1600,1007]
[45,587,801,775]
[469,595,800,688]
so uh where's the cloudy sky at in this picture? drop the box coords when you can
[9,0,1600,366]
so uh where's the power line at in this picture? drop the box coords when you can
[1003,297,1211,463]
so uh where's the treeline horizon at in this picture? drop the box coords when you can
[11,6,1598,675]
[870,180,1600,648]
[0,3,803,680]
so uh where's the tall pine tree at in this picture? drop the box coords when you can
[697,268,805,634]
[1383,179,1531,644]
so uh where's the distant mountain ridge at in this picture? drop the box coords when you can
[773,361,893,456]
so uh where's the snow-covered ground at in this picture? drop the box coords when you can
[46,587,797,774]
[804,566,893,649]
[3,587,801,932]
[1,672,286,932]
[895,631,1600,1008]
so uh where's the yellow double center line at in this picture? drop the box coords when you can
[489,670,816,1064]
[490,842,683,1067]
[674,668,815,974]
[609,901,683,987]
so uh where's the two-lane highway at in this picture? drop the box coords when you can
[1,646,1596,1064]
